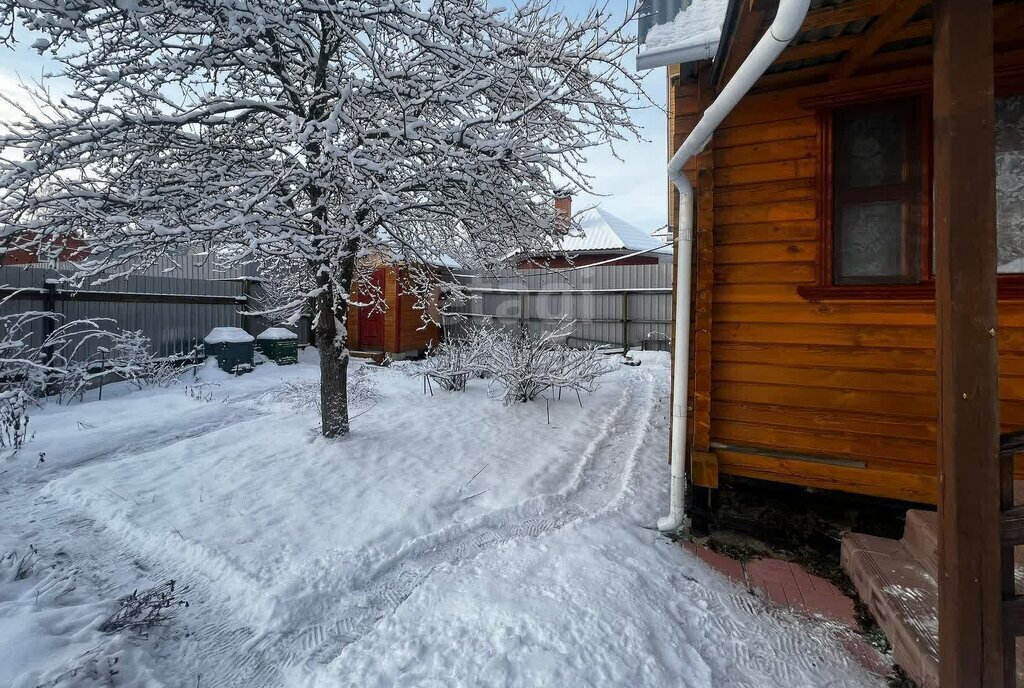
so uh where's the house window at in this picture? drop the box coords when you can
[997,95,1024,273]
[831,100,922,284]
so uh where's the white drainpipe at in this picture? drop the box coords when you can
[658,0,812,532]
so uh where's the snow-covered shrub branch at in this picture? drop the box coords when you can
[484,322,613,405]
[0,293,196,456]
[0,0,645,436]
[414,320,613,404]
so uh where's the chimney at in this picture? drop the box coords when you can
[554,191,572,234]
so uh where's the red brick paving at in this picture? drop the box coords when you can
[681,541,745,582]
[681,542,887,678]
[745,557,857,624]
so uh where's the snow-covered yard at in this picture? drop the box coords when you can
[1,350,881,687]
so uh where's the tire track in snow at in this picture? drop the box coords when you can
[187,368,661,687]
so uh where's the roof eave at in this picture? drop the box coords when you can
[636,32,721,71]
[709,0,750,88]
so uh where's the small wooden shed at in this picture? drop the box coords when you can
[346,263,441,357]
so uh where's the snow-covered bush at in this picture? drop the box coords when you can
[0,294,197,456]
[485,322,613,405]
[415,326,501,392]
[258,364,379,414]
[414,321,612,404]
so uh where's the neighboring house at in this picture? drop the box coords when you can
[516,195,671,268]
[640,0,1024,684]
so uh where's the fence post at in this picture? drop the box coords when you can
[621,291,629,353]
[519,292,527,334]
[240,278,253,335]
[42,280,58,365]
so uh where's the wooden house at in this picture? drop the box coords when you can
[641,0,1024,684]
[346,263,442,358]
[657,0,1024,503]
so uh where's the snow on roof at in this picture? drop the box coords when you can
[553,207,669,255]
[204,327,255,344]
[636,0,729,71]
[257,327,298,341]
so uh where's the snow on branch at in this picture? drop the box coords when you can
[0,0,645,318]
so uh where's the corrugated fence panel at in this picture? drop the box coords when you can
[446,264,673,350]
[0,258,311,361]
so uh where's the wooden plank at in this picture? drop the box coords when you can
[714,284,807,303]
[713,158,816,187]
[714,419,934,465]
[711,342,937,372]
[715,178,816,207]
[714,117,817,149]
[779,35,859,66]
[832,0,930,79]
[713,261,816,284]
[691,449,719,488]
[712,381,935,418]
[691,64,716,455]
[713,137,817,168]
[712,361,934,394]
[715,200,817,226]
[715,241,816,265]
[713,302,937,326]
[711,400,936,442]
[714,0,768,88]
[713,322,937,349]
[714,219,819,245]
[801,0,890,32]
[716,449,937,503]
[933,0,1006,684]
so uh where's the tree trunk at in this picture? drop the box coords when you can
[316,288,350,437]
[313,250,359,438]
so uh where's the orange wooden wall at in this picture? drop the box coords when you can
[347,264,441,355]
[671,53,1024,505]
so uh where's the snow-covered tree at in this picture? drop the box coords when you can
[0,0,642,436]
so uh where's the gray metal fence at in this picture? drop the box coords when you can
[445,264,673,351]
[0,256,309,362]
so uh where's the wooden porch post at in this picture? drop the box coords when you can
[933,0,1005,685]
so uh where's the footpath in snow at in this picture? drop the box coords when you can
[1,349,883,687]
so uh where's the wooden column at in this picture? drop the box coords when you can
[933,0,1005,685]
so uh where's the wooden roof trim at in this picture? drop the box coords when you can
[711,0,768,90]
[800,0,891,32]
[831,0,931,79]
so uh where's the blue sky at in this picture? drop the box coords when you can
[0,1,668,232]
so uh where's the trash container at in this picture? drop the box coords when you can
[257,327,299,365]
[204,327,255,374]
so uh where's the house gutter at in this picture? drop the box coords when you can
[658,0,811,533]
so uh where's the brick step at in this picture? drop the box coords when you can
[901,509,938,577]
[841,532,940,688]
[901,506,1024,589]
[842,529,1024,687]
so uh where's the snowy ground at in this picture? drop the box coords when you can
[1,349,883,687]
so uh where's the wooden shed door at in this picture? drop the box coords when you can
[358,267,386,349]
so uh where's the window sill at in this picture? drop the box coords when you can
[797,279,1024,302]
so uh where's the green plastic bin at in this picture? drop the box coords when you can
[257,327,299,365]
[204,327,255,374]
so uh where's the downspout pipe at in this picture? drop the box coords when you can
[658,0,811,533]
